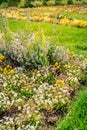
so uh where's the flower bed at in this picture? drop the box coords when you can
[0,31,87,129]
[0,6,87,28]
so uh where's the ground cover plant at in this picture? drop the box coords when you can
[0,5,87,130]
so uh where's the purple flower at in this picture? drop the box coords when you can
[0,82,3,85]
[55,69,61,76]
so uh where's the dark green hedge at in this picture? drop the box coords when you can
[0,0,87,8]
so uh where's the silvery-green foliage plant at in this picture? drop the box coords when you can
[52,46,69,64]
[0,31,50,68]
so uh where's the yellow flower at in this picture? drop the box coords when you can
[54,62,58,66]
[59,18,70,25]
[56,80,65,86]
[84,57,87,61]
[56,66,60,69]
[0,55,5,62]
[3,65,15,75]
[6,64,12,69]
[71,20,87,28]
[64,64,67,68]
[54,62,60,69]
[3,67,8,74]
[8,69,15,74]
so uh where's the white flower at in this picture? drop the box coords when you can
[14,93,18,97]
[3,83,8,87]
[30,126,35,130]
[18,106,22,110]
[61,99,66,104]
[7,100,11,105]
[17,127,22,130]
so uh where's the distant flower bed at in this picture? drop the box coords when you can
[0,31,87,129]
[0,6,87,28]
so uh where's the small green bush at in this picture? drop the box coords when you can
[47,0,55,6]
[0,2,8,8]
[7,0,20,6]
[31,1,43,7]
[73,0,87,5]
[67,0,73,5]
[55,0,61,5]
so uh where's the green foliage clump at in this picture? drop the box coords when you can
[67,0,73,5]
[0,0,87,8]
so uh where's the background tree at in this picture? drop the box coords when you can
[7,0,20,6]
[0,0,7,4]
[67,0,73,4]
[55,0,61,5]
[42,0,49,5]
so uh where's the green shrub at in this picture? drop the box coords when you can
[47,0,55,6]
[42,0,48,5]
[67,0,73,5]
[48,45,69,64]
[72,0,87,4]
[31,1,43,7]
[0,2,8,8]
[0,29,49,69]
[7,0,20,6]
[0,0,87,7]
[19,0,34,8]
[55,0,61,5]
